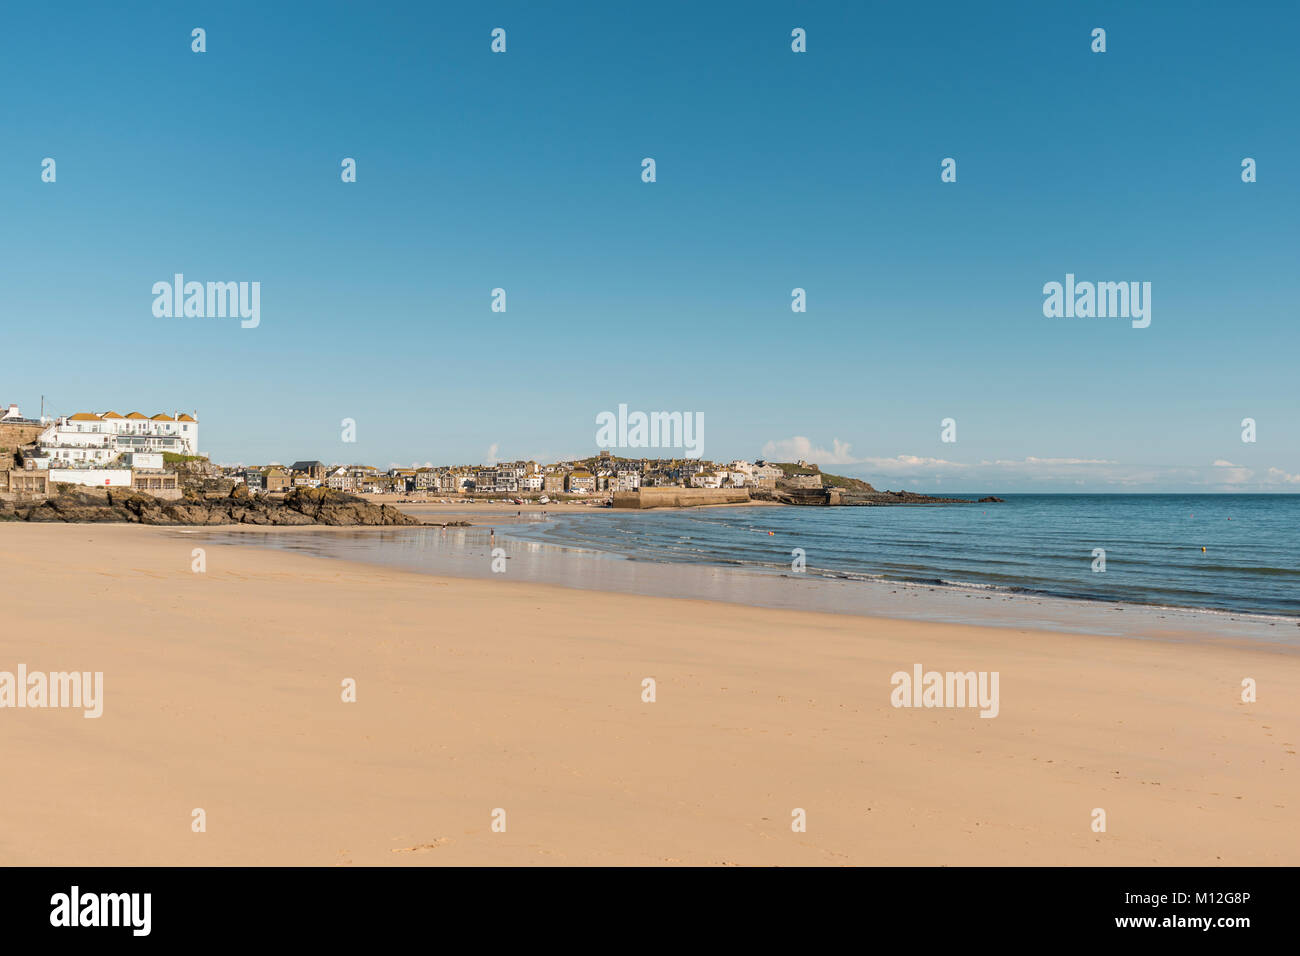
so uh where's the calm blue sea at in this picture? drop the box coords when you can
[505,495,1300,618]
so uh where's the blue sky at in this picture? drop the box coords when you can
[1,1,1296,491]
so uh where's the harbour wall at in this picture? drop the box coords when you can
[612,487,751,509]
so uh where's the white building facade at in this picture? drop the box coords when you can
[37,411,199,466]
[47,468,133,488]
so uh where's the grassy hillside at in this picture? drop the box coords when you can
[772,462,876,493]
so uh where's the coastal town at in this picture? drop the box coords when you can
[0,401,867,506]
[243,454,803,500]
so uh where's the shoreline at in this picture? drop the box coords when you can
[356,495,782,512]
[1,521,1296,865]
[12,495,1290,643]
[185,514,1300,648]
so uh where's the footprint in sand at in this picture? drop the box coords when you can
[392,838,452,853]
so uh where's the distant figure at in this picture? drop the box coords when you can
[490,529,495,547]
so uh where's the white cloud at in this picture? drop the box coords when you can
[1210,460,1254,484]
[860,454,964,473]
[759,438,1300,491]
[760,436,859,464]
[1264,467,1300,484]
[1021,456,1117,465]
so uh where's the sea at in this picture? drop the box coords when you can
[505,494,1300,618]
[192,494,1300,641]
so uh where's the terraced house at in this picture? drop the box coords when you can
[565,470,596,495]
[35,410,199,466]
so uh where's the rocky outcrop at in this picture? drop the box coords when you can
[752,487,972,506]
[171,458,231,498]
[1,485,423,526]
[977,496,1005,503]
[872,490,971,504]
[268,486,421,526]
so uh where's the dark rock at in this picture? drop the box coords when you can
[164,503,210,523]
[269,510,315,526]
[3,486,425,527]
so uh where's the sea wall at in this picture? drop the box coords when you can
[612,487,750,509]
[0,421,45,457]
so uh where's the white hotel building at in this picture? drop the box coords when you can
[36,411,200,466]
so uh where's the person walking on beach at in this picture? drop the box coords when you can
[490,529,495,548]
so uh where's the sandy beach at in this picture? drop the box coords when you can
[356,496,780,515]
[357,496,615,513]
[1,521,1296,866]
